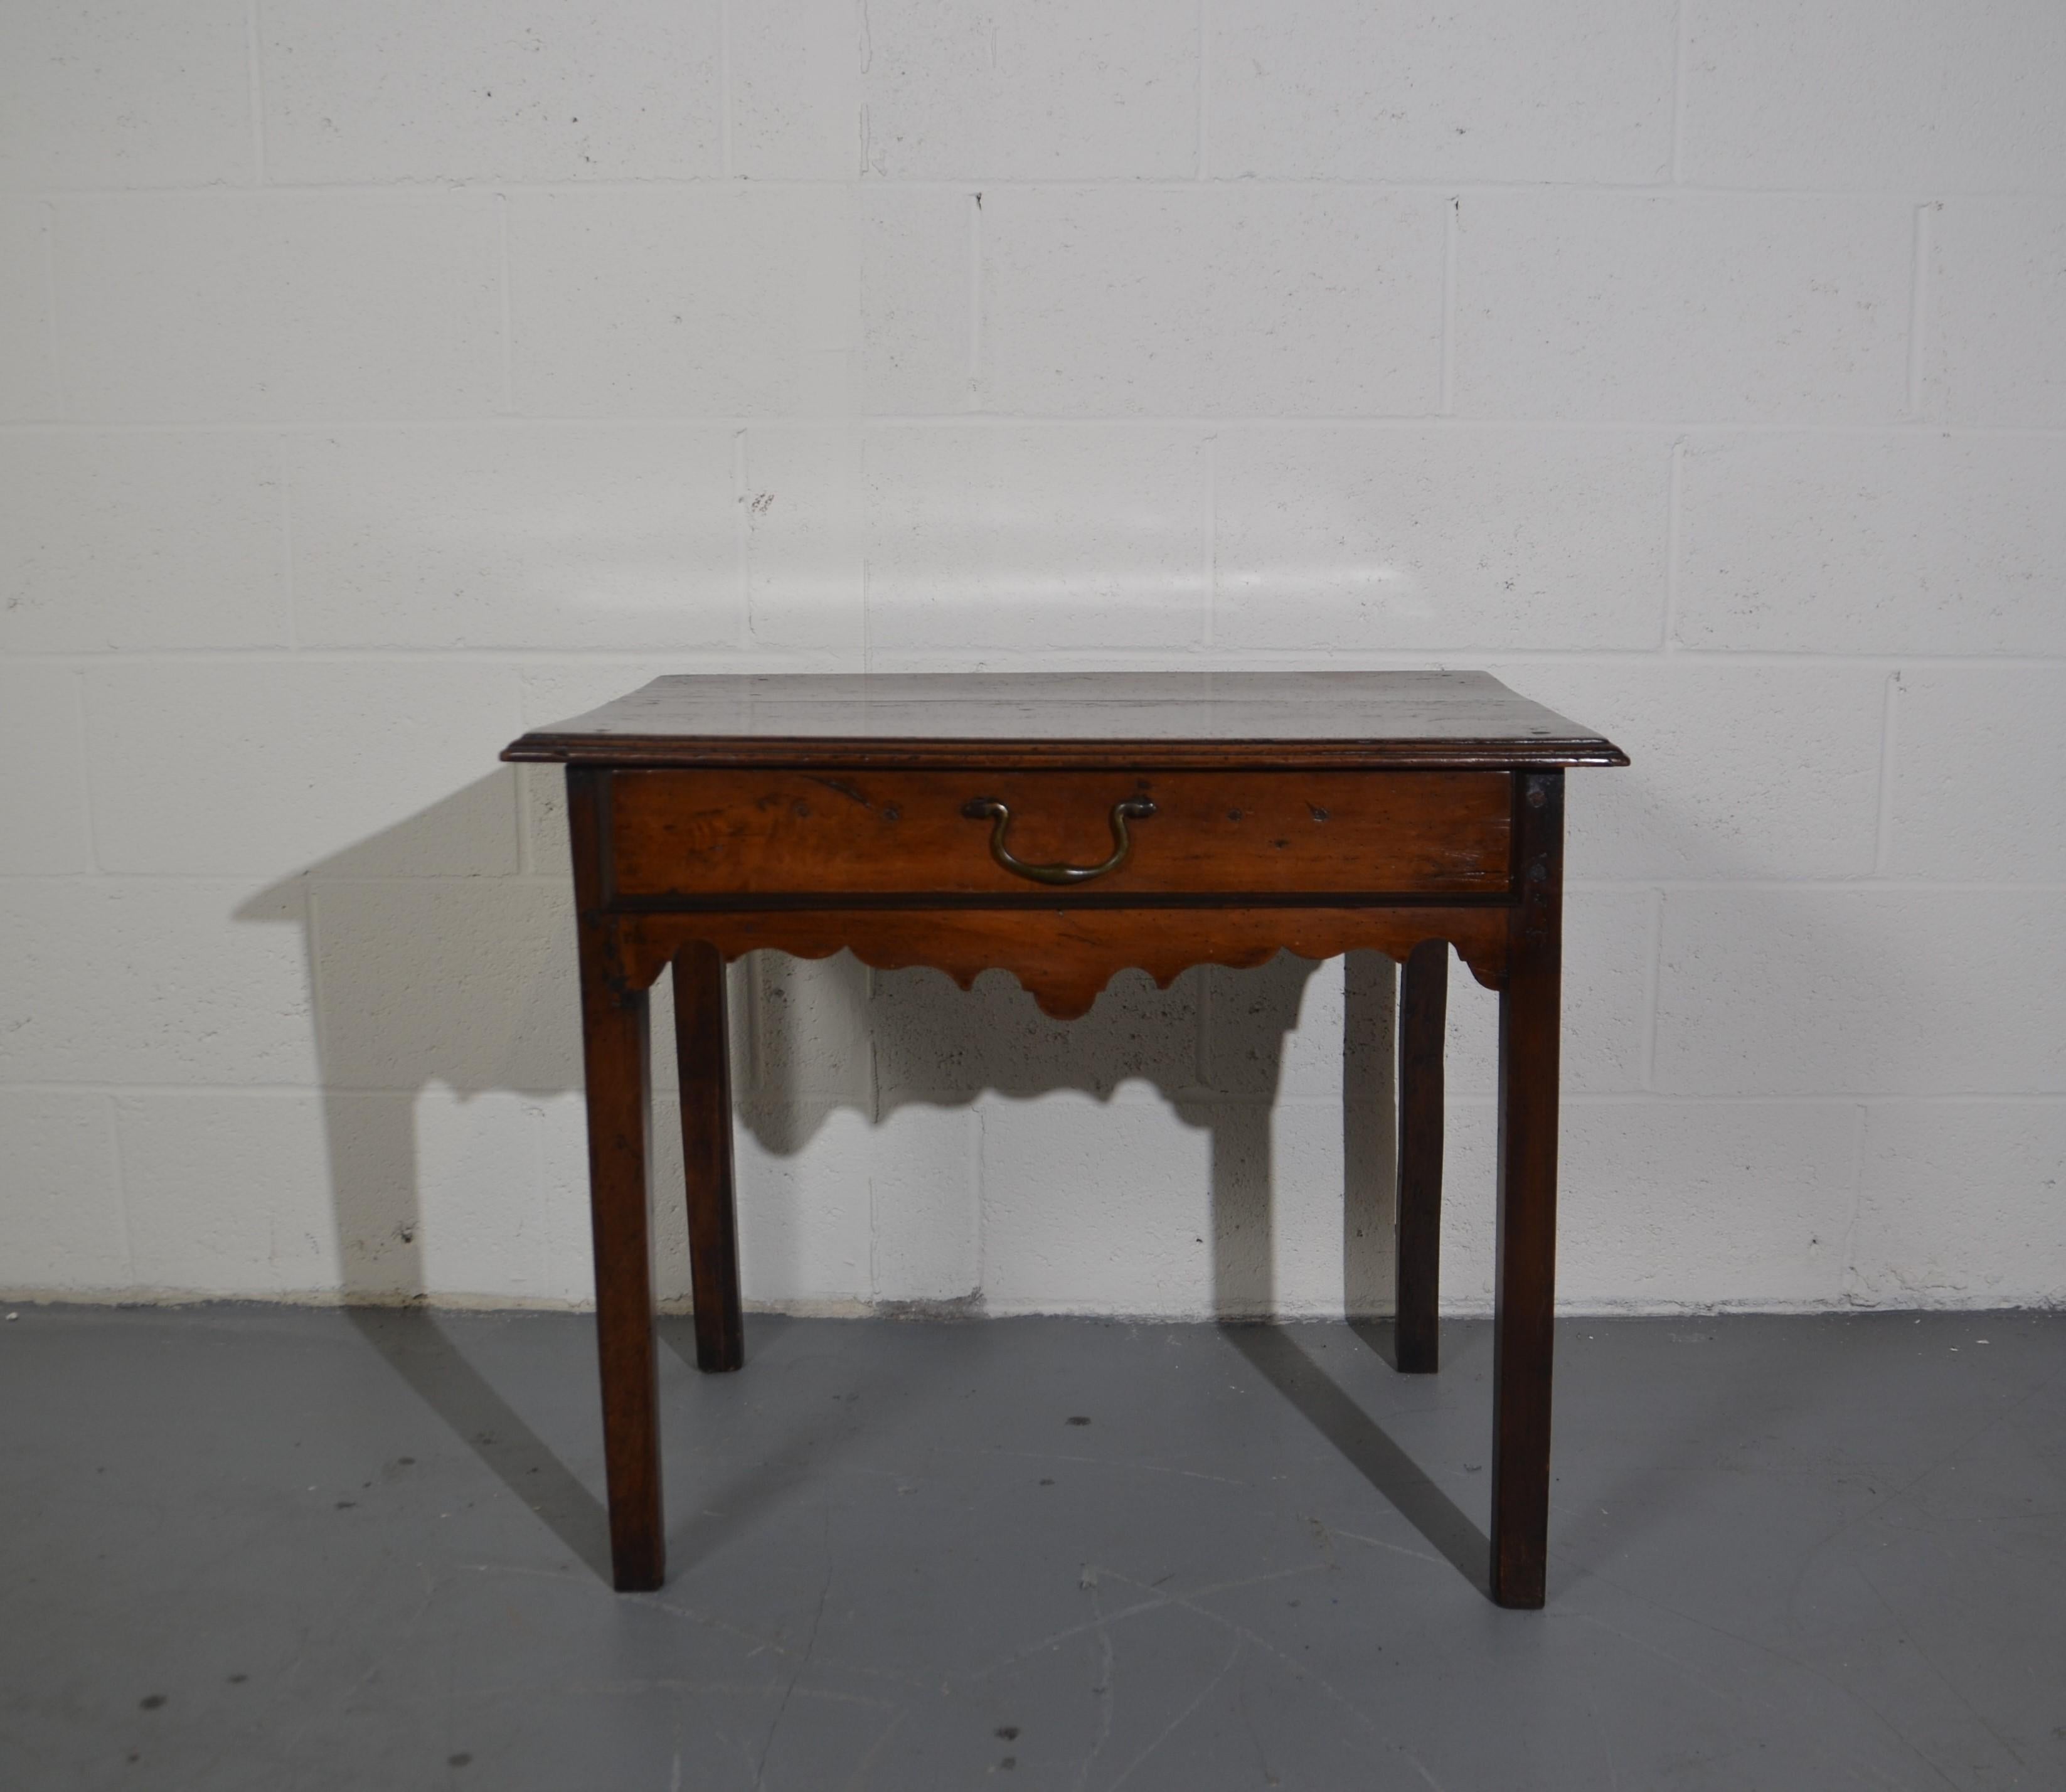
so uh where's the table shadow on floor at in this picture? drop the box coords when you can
[1220,1323,1491,1599]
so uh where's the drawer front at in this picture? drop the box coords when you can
[607,768,1511,900]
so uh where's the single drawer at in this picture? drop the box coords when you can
[605,768,1512,901]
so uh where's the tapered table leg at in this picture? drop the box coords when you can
[1395,939,1449,1373]
[1491,771,1563,1610]
[569,768,664,1592]
[673,943,744,1373]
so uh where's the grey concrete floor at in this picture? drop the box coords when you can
[1,1308,2061,1791]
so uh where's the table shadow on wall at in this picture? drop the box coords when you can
[240,772,1486,1588]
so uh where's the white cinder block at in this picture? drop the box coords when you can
[1211,0,1675,183]
[53,194,503,422]
[743,952,875,1111]
[310,880,578,1096]
[261,0,722,183]
[86,662,522,878]
[981,188,1446,417]
[743,428,867,656]
[1454,194,1913,423]
[981,1093,1213,1316]
[288,427,740,651]
[536,1092,608,1301]
[405,1091,563,1301]
[0,201,56,419]
[1212,428,1669,651]
[1851,1102,2066,1306]
[1200,955,1338,1102]
[855,0,1196,178]
[1654,890,2066,1097]
[0,0,252,189]
[1444,888,1658,1098]
[868,1105,982,1305]
[863,425,1209,654]
[115,1093,339,1294]
[1883,669,2066,882]
[1488,661,1885,881]
[0,1092,127,1291]
[518,660,715,731]
[0,668,93,873]
[1174,1093,1346,1319]
[733,1104,875,1306]
[872,966,1202,1106]
[563,1067,860,1311]
[729,0,862,181]
[0,432,287,651]
[0,879,319,1085]
[7,0,2062,1323]
[1681,0,2066,191]
[1676,430,2066,656]
[858,188,971,415]
[1268,956,1352,1104]
[243,1089,563,1304]
[1557,1101,1860,1309]
[1436,1096,1498,1308]
[306,1091,429,1300]
[735,0,1198,181]
[1928,201,2066,428]
[509,189,967,418]
[1268,1096,1358,1318]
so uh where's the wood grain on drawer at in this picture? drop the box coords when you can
[605,769,1511,900]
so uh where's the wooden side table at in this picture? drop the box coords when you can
[503,671,1626,1607]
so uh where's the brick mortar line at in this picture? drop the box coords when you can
[4,417,2060,434]
[15,179,2066,199]
[8,649,2063,668]
[12,1084,2063,1106]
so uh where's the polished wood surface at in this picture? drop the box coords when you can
[519,672,1624,1609]
[607,767,1514,902]
[505,670,1629,771]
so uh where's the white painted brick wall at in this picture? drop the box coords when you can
[3,1,2061,1316]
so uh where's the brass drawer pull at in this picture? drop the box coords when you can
[961,795,1156,885]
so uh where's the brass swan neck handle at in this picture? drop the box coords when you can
[961,795,1156,885]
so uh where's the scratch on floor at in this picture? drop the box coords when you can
[957,1563,1324,1684]
[651,1598,934,1695]
[1328,1527,1444,1569]
[754,1503,834,1790]
[1853,1558,2027,1777]
[1094,1566,1450,1792]
[455,1560,582,1583]
[1570,1582,1966,1791]
[1102,1637,1242,1792]
[837,1705,908,1792]
[1072,1576,1119,1792]
[453,1677,893,1709]
[1557,1611,1743,1707]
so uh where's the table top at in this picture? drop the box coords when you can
[502,671,1627,771]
